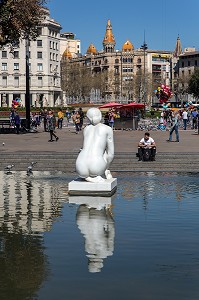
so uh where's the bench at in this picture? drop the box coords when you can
[0,119,15,133]
[0,118,37,134]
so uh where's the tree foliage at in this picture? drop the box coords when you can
[0,0,48,46]
[61,59,108,102]
[188,69,199,99]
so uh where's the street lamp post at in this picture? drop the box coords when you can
[141,33,148,106]
[25,38,31,129]
[120,52,123,103]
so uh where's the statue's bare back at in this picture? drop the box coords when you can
[76,108,114,182]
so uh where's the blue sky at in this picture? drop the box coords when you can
[47,0,199,54]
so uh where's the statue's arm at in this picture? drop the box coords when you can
[106,129,114,165]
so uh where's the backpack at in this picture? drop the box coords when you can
[142,148,151,161]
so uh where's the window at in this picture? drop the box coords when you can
[14,63,19,70]
[37,63,43,71]
[14,76,19,87]
[50,41,52,49]
[37,52,42,59]
[37,40,42,47]
[37,27,42,36]
[2,76,7,87]
[2,51,7,58]
[2,63,7,71]
[195,60,198,66]
[38,76,43,87]
[13,51,19,58]
[50,64,52,72]
[188,61,190,67]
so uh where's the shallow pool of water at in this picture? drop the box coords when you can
[0,171,199,300]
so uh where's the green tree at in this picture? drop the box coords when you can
[188,69,199,100]
[0,0,47,47]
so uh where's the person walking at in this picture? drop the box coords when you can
[10,108,16,127]
[57,108,64,129]
[14,111,21,134]
[104,112,109,126]
[108,109,115,129]
[79,107,84,131]
[65,109,71,126]
[72,110,81,134]
[47,110,59,142]
[167,110,180,142]
[182,108,188,130]
[42,109,48,132]
[191,108,198,131]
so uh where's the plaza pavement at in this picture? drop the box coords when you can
[0,121,199,153]
[0,121,199,172]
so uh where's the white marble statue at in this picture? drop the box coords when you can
[76,107,114,183]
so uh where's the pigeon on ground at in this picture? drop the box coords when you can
[27,162,37,175]
[4,164,14,171]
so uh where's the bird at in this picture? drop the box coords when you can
[4,164,14,171]
[27,161,37,175]
[4,164,15,174]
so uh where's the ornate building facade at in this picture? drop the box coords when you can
[61,19,173,106]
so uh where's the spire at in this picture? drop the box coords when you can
[103,19,116,53]
[174,35,182,57]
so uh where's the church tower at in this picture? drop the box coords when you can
[174,35,182,57]
[103,19,116,53]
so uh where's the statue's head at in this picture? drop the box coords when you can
[87,108,102,125]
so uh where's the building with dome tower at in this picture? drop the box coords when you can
[61,19,175,106]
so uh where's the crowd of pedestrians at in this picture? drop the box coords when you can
[8,107,84,139]
[155,106,199,143]
[160,107,199,131]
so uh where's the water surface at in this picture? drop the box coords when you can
[0,171,199,300]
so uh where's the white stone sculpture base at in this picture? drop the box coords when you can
[68,178,117,196]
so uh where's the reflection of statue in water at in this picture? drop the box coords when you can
[76,203,115,273]
[76,108,114,183]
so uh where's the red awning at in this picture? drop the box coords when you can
[122,102,145,109]
[99,102,123,109]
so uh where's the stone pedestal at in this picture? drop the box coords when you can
[68,178,117,196]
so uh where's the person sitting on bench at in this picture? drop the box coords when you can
[137,132,156,161]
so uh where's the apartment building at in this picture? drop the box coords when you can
[60,32,81,58]
[0,9,62,108]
